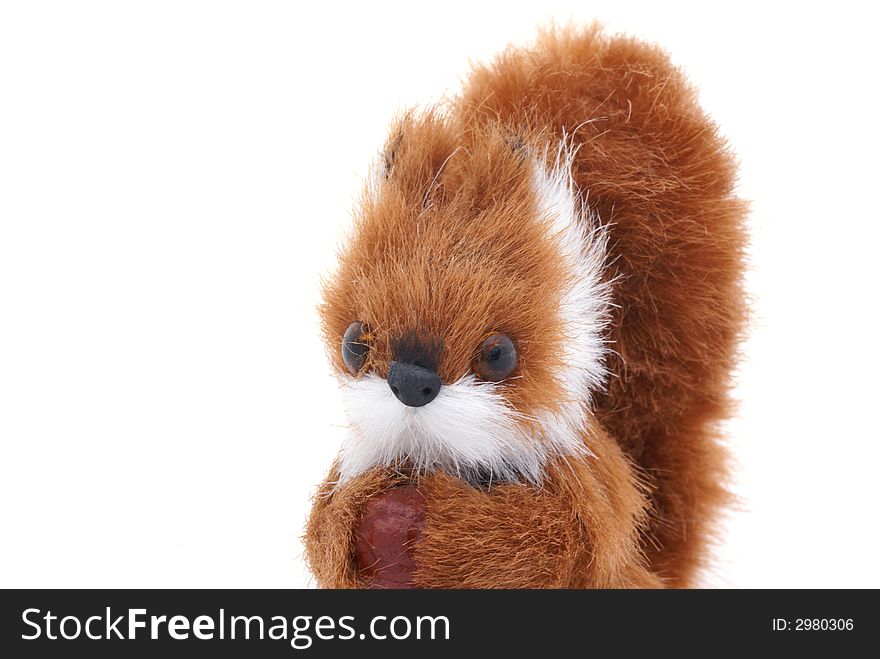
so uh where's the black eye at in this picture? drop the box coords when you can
[341,322,370,375]
[472,333,517,381]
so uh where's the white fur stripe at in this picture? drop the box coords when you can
[530,139,613,459]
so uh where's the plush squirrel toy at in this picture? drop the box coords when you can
[305,26,746,588]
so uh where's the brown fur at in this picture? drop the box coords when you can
[305,25,746,588]
[320,113,577,416]
[309,420,661,589]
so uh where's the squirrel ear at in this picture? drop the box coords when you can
[502,130,531,158]
[381,130,404,179]
[504,131,528,153]
[500,131,537,170]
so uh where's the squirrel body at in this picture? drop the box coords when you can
[306,26,745,588]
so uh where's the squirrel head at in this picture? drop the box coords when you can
[320,111,612,486]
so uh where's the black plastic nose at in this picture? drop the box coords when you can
[387,361,441,407]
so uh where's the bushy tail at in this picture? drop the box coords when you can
[456,26,747,584]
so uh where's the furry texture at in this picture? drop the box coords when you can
[338,372,545,484]
[309,421,661,589]
[305,25,746,588]
[334,141,611,486]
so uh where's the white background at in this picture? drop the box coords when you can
[1,1,878,588]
